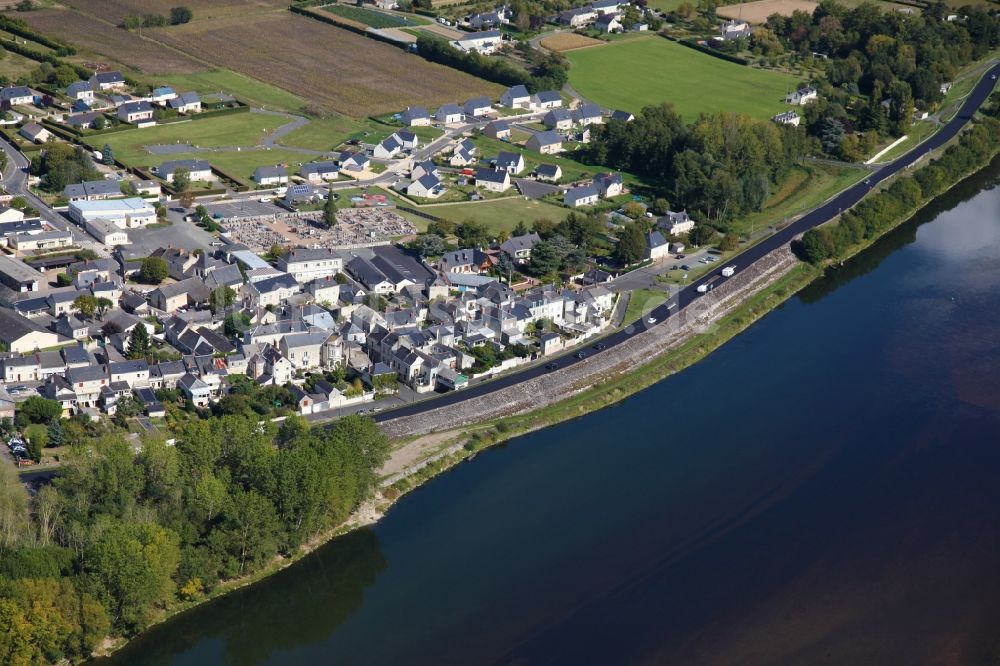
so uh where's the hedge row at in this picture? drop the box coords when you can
[0,15,75,55]
[674,38,750,66]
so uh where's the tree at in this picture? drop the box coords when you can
[73,294,97,319]
[101,143,114,166]
[323,193,337,228]
[209,286,235,314]
[169,6,192,24]
[413,233,445,258]
[83,520,180,631]
[615,223,646,265]
[222,489,280,575]
[719,233,740,251]
[171,168,190,193]
[179,191,194,209]
[92,115,106,130]
[23,424,48,452]
[17,396,62,425]
[224,311,251,338]
[139,256,168,284]
[127,324,151,360]
[123,14,141,30]
[47,418,64,448]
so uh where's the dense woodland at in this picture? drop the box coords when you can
[760,1,1000,159]
[583,104,806,226]
[0,414,390,664]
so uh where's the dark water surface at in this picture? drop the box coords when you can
[101,160,1000,666]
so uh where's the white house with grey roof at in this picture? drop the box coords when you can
[167,91,201,114]
[435,103,463,124]
[501,85,531,109]
[158,159,212,182]
[276,248,343,283]
[474,168,510,193]
[493,150,525,174]
[0,86,34,106]
[300,161,340,183]
[63,179,123,201]
[451,29,503,55]
[254,165,288,186]
[463,97,493,117]
[89,71,125,91]
[401,106,430,126]
[65,81,94,101]
[526,130,563,154]
[407,173,446,199]
[531,91,562,110]
[543,108,573,131]
[117,101,155,124]
[483,119,511,140]
[564,184,600,207]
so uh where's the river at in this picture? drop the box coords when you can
[99,158,1000,666]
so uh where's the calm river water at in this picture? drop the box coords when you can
[100,159,1000,666]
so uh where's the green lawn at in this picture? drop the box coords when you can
[469,134,631,184]
[414,197,571,233]
[566,36,800,121]
[278,115,375,151]
[150,70,307,113]
[731,163,868,237]
[622,287,668,325]
[90,113,291,165]
[322,4,424,28]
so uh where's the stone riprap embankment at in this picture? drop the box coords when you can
[380,246,800,440]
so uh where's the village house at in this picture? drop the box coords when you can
[440,248,493,274]
[242,273,300,307]
[595,13,623,33]
[483,119,512,140]
[276,248,343,283]
[593,172,624,197]
[526,130,563,154]
[168,91,201,114]
[117,101,155,124]
[89,71,126,91]
[785,86,818,105]
[543,108,574,131]
[18,123,50,144]
[0,255,43,293]
[150,277,211,311]
[85,218,129,246]
[559,6,597,27]
[64,179,123,201]
[500,85,531,109]
[300,161,340,183]
[373,135,402,159]
[646,230,671,260]
[493,150,526,174]
[67,364,108,408]
[339,151,370,173]
[463,97,493,118]
[451,29,503,55]
[69,198,156,229]
[535,164,562,182]
[401,106,430,126]
[0,86,34,106]
[435,103,464,124]
[158,159,212,183]
[254,165,289,187]
[719,19,753,40]
[531,91,563,110]
[65,81,94,101]
[475,167,511,193]
[150,86,177,104]
[500,232,541,264]
[658,210,694,235]
[564,184,600,207]
[773,110,801,126]
[408,173,446,199]
[572,103,604,126]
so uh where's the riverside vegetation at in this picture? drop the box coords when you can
[0,414,389,664]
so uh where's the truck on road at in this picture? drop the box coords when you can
[722,265,736,277]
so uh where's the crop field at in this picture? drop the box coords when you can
[58,0,287,24]
[19,7,205,74]
[149,12,502,116]
[322,4,419,28]
[717,0,818,23]
[567,36,799,121]
[539,33,605,53]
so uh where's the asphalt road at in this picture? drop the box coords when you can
[373,64,1000,425]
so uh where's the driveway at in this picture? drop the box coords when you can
[515,178,561,199]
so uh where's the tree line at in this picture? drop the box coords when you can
[415,35,568,93]
[0,413,390,663]
[800,111,1000,264]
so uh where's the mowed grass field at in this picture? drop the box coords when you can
[414,198,570,233]
[149,12,502,116]
[91,113,291,165]
[567,37,799,121]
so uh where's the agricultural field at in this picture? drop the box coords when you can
[19,7,205,74]
[539,33,605,53]
[717,0,818,23]
[148,12,502,116]
[566,36,799,121]
[149,69,307,112]
[322,4,422,28]
[59,0,287,24]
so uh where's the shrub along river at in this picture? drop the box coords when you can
[98,158,1000,665]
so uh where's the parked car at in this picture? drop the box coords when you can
[575,351,587,359]
[593,342,607,351]
[647,317,657,324]
[545,362,558,370]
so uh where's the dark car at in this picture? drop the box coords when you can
[675,254,686,259]
[545,362,559,371]
[681,264,691,271]
[575,351,587,360]
[593,342,607,351]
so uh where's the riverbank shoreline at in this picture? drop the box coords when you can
[89,99,1000,665]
